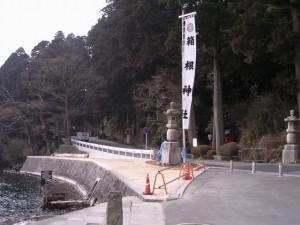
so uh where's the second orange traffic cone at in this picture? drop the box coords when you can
[143,174,153,195]
[183,163,191,180]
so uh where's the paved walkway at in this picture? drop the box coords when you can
[26,196,164,225]
[87,148,205,201]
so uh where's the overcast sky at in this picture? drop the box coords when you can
[0,0,107,67]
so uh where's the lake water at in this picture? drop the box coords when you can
[0,171,76,225]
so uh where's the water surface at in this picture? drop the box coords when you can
[0,171,77,225]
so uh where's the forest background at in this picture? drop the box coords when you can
[0,0,299,167]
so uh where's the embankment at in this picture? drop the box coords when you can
[21,156,140,203]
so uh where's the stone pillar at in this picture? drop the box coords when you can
[161,102,181,165]
[106,191,123,225]
[282,109,300,164]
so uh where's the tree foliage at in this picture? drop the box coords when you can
[0,0,298,164]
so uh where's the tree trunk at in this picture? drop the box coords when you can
[25,124,34,155]
[290,2,300,117]
[37,95,51,155]
[213,45,225,155]
[188,103,197,146]
[65,102,72,145]
[40,114,51,155]
[212,121,216,150]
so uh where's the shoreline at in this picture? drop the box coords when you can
[0,172,84,225]
[3,169,86,200]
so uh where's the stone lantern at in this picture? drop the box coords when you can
[161,102,181,165]
[282,109,300,163]
[166,102,180,142]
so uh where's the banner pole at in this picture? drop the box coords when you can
[178,11,196,18]
[182,9,185,150]
[183,129,186,148]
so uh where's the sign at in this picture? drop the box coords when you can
[143,127,149,134]
[179,12,197,129]
[41,170,53,180]
[193,138,198,147]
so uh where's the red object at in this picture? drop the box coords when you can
[143,174,152,195]
[225,132,234,143]
[183,163,191,180]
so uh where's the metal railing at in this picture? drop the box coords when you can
[71,139,154,159]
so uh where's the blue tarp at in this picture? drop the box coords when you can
[157,141,166,162]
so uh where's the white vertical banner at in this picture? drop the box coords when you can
[180,12,196,130]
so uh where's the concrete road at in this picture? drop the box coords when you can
[163,168,300,225]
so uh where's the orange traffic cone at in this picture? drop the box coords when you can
[183,163,191,180]
[143,174,153,195]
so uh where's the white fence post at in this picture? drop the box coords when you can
[252,161,256,174]
[279,163,283,177]
[229,160,233,171]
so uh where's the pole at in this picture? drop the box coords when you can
[183,129,186,148]
[252,161,256,174]
[279,163,283,177]
[181,9,186,149]
[145,133,147,150]
[178,11,197,18]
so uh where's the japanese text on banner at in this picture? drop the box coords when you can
[181,12,196,130]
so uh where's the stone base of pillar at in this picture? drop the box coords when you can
[161,142,181,165]
[282,144,300,164]
[213,155,224,161]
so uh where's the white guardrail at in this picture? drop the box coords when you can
[71,139,154,159]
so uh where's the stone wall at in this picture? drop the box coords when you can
[21,156,140,203]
